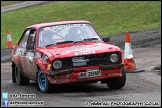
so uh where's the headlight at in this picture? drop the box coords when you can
[110,53,119,63]
[53,60,62,69]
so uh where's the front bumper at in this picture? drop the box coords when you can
[47,64,124,84]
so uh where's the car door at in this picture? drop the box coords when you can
[18,28,37,79]
[24,29,38,79]
[16,29,30,76]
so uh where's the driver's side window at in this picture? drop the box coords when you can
[18,30,30,48]
[18,29,36,49]
[27,31,36,46]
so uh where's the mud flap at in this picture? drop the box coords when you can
[36,72,40,91]
[11,62,17,83]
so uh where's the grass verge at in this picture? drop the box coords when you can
[1,1,161,48]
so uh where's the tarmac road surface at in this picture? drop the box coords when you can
[1,1,52,13]
[1,64,161,107]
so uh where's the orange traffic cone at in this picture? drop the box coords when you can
[6,29,14,48]
[124,31,145,73]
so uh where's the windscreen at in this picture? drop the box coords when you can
[38,23,101,47]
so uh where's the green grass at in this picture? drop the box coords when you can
[1,1,161,48]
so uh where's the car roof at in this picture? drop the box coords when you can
[27,20,91,29]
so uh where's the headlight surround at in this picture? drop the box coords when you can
[42,54,49,64]
[43,55,49,60]
[53,60,62,69]
[110,53,119,63]
[35,52,42,58]
[42,54,49,60]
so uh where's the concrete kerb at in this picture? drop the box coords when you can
[1,48,13,63]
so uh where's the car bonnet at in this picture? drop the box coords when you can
[38,42,122,59]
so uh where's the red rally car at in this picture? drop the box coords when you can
[11,20,126,93]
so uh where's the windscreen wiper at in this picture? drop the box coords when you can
[83,38,100,41]
[74,38,100,44]
[56,41,74,45]
[46,43,56,47]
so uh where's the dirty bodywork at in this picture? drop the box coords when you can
[11,20,126,93]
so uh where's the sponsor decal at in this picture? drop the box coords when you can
[65,46,95,54]
[15,48,22,55]
[51,24,83,28]
[27,52,34,61]
[43,27,51,31]
[75,49,95,55]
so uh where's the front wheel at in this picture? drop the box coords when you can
[106,68,126,89]
[37,70,54,93]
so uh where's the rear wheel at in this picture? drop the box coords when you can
[15,66,30,85]
[106,68,126,89]
[37,70,55,93]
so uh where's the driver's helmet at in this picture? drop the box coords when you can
[68,27,82,41]
[42,30,54,42]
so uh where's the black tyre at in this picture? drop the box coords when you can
[37,70,55,93]
[106,68,126,89]
[15,66,30,85]
[12,62,16,83]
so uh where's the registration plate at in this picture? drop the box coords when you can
[78,69,101,78]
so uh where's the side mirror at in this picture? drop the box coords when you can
[103,37,110,42]
[26,44,34,50]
